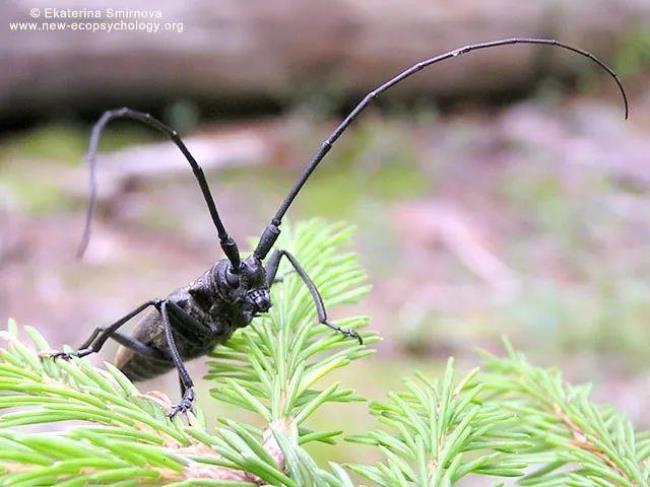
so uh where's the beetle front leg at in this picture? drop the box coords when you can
[266,249,363,344]
[160,301,195,418]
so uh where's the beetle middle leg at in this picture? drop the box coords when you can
[266,249,362,344]
[49,299,162,360]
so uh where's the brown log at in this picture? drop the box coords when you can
[1,0,648,122]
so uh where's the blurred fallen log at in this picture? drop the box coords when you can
[97,130,268,178]
[90,128,271,201]
[19,124,275,205]
[2,0,649,124]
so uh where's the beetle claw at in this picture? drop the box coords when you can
[46,351,74,361]
[341,327,363,345]
[44,348,94,361]
[168,387,195,419]
[323,320,363,345]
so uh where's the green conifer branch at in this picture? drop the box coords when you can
[346,359,529,485]
[206,221,376,439]
[479,341,649,486]
[0,219,646,486]
[0,319,227,485]
[0,219,372,486]
[348,341,648,487]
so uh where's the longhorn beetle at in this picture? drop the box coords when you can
[49,38,629,417]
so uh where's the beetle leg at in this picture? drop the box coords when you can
[165,300,219,398]
[270,269,295,284]
[266,249,362,344]
[48,299,162,360]
[166,300,208,336]
[160,301,195,418]
[109,331,168,362]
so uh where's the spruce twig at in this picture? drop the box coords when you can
[0,219,646,486]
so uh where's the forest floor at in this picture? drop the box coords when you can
[1,93,649,464]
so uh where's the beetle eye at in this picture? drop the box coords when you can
[226,269,240,287]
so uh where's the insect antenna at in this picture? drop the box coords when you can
[77,108,241,270]
[254,37,629,259]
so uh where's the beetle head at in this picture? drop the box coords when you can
[226,255,271,313]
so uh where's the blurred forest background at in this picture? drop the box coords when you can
[0,0,649,467]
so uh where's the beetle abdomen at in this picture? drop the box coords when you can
[113,309,173,382]
[112,295,235,382]
[119,353,175,382]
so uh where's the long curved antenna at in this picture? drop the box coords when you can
[254,37,629,259]
[78,107,241,270]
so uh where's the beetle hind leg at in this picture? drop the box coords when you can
[47,299,162,361]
